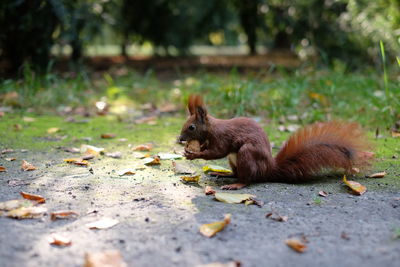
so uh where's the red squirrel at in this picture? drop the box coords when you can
[179,95,372,190]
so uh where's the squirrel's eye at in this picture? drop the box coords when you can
[188,124,196,131]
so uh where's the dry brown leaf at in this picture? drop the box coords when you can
[185,140,201,152]
[82,154,95,160]
[63,158,82,163]
[181,175,200,183]
[81,145,105,156]
[86,217,119,229]
[101,133,116,139]
[23,117,36,122]
[5,157,16,161]
[74,160,89,166]
[318,191,328,197]
[0,166,6,172]
[20,191,45,203]
[199,214,231,238]
[48,233,72,247]
[105,152,122,159]
[21,160,37,171]
[266,212,288,222]
[84,250,127,267]
[117,169,136,176]
[343,175,366,195]
[143,156,161,166]
[286,239,307,253]
[50,210,80,221]
[391,131,400,138]
[196,261,241,267]
[368,171,386,178]
[7,179,30,186]
[6,206,47,219]
[205,186,216,195]
[133,144,153,151]
[1,149,14,154]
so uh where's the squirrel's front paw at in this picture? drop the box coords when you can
[184,149,199,160]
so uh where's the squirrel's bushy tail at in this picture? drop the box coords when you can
[272,121,372,182]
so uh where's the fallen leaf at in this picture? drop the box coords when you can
[48,233,72,247]
[308,92,329,106]
[63,158,82,163]
[1,149,14,154]
[0,199,34,211]
[0,166,6,172]
[244,198,264,207]
[59,147,80,153]
[7,179,30,186]
[172,161,196,174]
[101,133,116,139]
[132,152,148,159]
[181,175,200,183]
[368,171,386,178]
[158,153,183,160]
[86,217,119,229]
[203,165,233,174]
[199,214,231,238]
[81,145,105,156]
[286,239,307,253]
[196,261,241,267]
[23,116,36,122]
[117,169,136,176]
[318,191,328,197]
[50,210,79,221]
[20,192,45,203]
[14,124,22,131]
[105,152,122,159]
[84,250,127,267]
[343,175,366,195]
[82,154,95,160]
[204,186,216,195]
[143,156,161,166]
[47,127,60,134]
[74,160,89,166]
[185,140,201,152]
[21,160,37,171]
[133,144,153,151]
[214,192,255,204]
[5,157,16,161]
[391,131,400,138]
[266,212,288,222]
[7,206,47,219]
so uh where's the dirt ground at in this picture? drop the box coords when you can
[1,144,400,267]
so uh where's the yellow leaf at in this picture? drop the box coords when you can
[286,239,307,253]
[7,206,47,219]
[47,127,60,134]
[199,214,231,238]
[81,145,105,156]
[343,175,366,195]
[214,192,255,204]
[181,175,200,183]
[203,165,232,174]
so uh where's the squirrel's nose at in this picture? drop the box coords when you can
[177,135,186,143]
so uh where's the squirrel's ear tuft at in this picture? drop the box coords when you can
[187,95,196,115]
[194,95,207,123]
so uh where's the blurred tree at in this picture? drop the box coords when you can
[0,0,60,74]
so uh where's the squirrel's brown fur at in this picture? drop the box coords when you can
[179,95,372,189]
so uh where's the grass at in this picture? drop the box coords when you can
[1,65,399,128]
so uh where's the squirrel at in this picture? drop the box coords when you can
[179,95,372,190]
